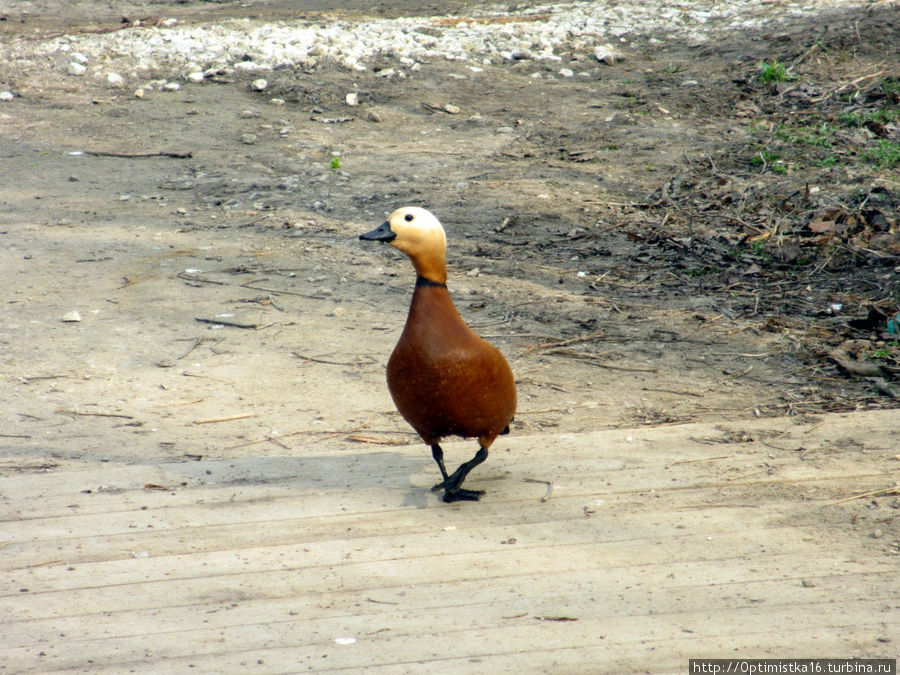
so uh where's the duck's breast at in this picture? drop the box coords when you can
[387,286,516,444]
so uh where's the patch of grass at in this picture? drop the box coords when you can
[750,240,769,257]
[774,122,834,147]
[815,155,841,167]
[750,149,787,173]
[839,108,898,128]
[329,156,342,170]
[864,139,900,169]
[880,76,900,98]
[686,266,721,277]
[759,60,789,83]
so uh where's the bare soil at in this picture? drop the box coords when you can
[1,2,898,479]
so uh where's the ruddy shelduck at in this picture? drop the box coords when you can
[360,207,516,502]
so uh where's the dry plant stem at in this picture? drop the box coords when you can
[193,413,255,424]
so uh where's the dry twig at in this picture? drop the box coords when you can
[193,413,254,425]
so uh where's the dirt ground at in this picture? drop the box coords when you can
[1,3,898,525]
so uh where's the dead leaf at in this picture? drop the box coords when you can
[807,219,836,234]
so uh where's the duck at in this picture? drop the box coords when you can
[360,207,517,502]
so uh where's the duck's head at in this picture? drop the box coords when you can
[360,206,447,283]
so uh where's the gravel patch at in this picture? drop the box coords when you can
[1,0,867,89]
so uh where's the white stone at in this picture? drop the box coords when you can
[163,82,181,91]
[107,72,124,88]
[593,45,620,65]
[187,71,205,83]
[345,92,359,106]
[251,78,268,91]
[0,91,13,101]
[68,62,87,76]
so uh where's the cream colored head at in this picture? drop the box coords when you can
[360,206,448,283]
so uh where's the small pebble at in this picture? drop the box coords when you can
[872,528,884,539]
[187,71,205,83]
[0,91,13,101]
[366,110,382,123]
[593,45,619,65]
[269,98,285,105]
[62,311,82,323]
[163,82,181,91]
[239,109,260,118]
[443,103,460,114]
[134,88,145,98]
[559,68,574,77]
[70,52,88,65]
[67,62,87,76]
[107,72,124,88]
[251,78,268,91]
[345,92,359,106]
[240,133,257,144]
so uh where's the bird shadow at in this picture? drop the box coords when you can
[162,451,436,507]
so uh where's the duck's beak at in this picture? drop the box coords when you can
[359,221,396,243]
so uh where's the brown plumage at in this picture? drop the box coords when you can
[360,207,516,502]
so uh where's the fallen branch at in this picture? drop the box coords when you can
[59,409,134,419]
[522,477,553,502]
[811,69,888,103]
[195,317,258,329]
[346,434,408,445]
[84,149,193,159]
[513,331,606,359]
[178,272,225,285]
[292,352,359,366]
[152,398,204,407]
[642,387,704,398]
[548,349,658,372]
[240,278,328,299]
[665,454,731,469]
[824,483,900,506]
[193,413,254,425]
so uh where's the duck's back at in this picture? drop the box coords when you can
[387,285,516,446]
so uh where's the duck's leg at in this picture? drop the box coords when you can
[439,447,488,502]
[430,444,450,484]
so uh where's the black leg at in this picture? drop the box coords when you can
[441,447,488,502]
[430,444,450,485]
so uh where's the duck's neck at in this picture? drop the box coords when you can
[411,253,447,286]
[416,276,447,288]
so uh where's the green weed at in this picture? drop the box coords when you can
[759,60,789,83]
[864,139,900,169]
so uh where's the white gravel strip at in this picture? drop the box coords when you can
[1,0,867,87]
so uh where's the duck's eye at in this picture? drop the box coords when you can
[404,213,414,222]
